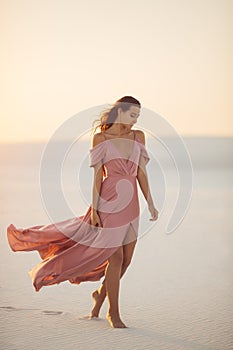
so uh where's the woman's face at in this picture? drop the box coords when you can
[118,106,140,126]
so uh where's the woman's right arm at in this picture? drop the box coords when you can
[90,133,105,227]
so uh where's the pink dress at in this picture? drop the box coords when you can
[7,130,150,292]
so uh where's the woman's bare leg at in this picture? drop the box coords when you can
[104,245,127,328]
[91,239,137,318]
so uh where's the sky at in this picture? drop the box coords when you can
[0,0,232,143]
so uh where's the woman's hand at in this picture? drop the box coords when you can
[90,209,103,229]
[148,203,159,221]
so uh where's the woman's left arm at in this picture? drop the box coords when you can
[136,131,158,221]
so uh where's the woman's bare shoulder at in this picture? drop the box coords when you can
[91,132,105,148]
[134,130,145,145]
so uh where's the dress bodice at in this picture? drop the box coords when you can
[89,131,150,178]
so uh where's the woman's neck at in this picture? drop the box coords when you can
[105,123,132,136]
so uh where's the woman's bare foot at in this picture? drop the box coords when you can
[106,312,127,328]
[91,289,104,318]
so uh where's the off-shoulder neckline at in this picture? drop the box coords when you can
[89,132,146,152]
[89,138,146,150]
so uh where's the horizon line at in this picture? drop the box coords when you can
[0,134,233,145]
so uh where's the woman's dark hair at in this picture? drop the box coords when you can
[92,96,141,134]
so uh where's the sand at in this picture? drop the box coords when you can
[0,140,232,350]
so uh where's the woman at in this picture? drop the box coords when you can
[7,96,158,329]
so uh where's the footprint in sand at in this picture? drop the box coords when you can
[0,306,63,315]
[0,306,19,311]
[42,310,63,315]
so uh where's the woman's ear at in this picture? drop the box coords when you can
[117,107,122,115]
